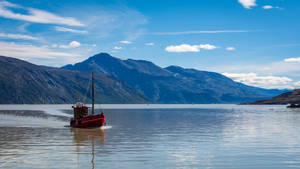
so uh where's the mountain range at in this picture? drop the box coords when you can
[62,53,286,104]
[0,53,287,104]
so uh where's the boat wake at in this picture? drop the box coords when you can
[63,125,112,129]
[100,125,112,129]
[0,109,70,128]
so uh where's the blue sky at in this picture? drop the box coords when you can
[0,0,300,89]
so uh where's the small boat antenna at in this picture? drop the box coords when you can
[92,72,95,115]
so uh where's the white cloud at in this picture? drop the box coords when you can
[81,7,147,40]
[262,5,280,10]
[68,41,81,48]
[222,72,296,89]
[263,5,273,9]
[152,30,251,35]
[120,40,131,44]
[51,44,58,48]
[0,1,84,26]
[238,0,257,9]
[165,44,216,53]
[145,42,154,46]
[0,33,39,40]
[54,26,87,34]
[166,44,199,53]
[294,81,300,87]
[198,44,217,50]
[211,58,300,78]
[59,41,81,49]
[284,57,300,63]
[18,23,30,32]
[226,47,235,51]
[0,41,82,66]
[208,57,300,89]
[114,46,122,50]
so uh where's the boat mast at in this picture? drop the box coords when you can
[92,72,95,115]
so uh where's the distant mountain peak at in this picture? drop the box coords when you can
[91,52,114,58]
[88,52,120,62]
[165,65,184,70]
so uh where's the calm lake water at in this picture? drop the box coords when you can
[1,104,300,169]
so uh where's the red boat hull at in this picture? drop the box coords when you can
[70,114,106,128]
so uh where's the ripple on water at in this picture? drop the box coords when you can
[0,105,300,169]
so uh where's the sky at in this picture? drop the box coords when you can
[0,0,300,89]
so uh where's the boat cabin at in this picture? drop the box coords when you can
[72,102,88,119]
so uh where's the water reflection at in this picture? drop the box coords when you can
[71,128,106,145]
[71,128,106,169]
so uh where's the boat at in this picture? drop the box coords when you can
[287,103,300,108]
[70,72,106,128]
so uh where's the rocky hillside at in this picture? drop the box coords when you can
[0,56,149,104]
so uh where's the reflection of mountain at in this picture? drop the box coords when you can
[71,128,106,145]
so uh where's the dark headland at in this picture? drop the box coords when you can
[242,89,300,105]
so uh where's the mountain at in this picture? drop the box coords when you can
[242,89,300,105]
[0,56,149,104]
[62,53,286,103]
